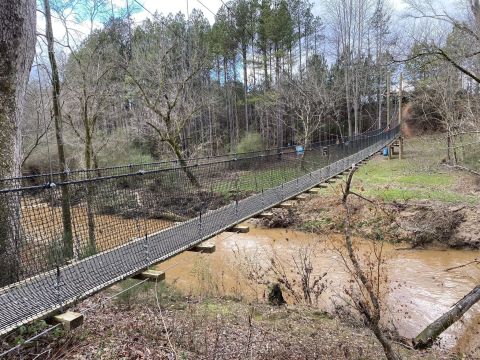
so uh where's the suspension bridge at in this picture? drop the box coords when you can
[0,126,400,336]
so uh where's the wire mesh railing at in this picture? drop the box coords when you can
[0,125,400,336]
[0,129,386,188]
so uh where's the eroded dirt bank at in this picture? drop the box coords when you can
[274,196,480,249]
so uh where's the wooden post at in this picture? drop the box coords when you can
[190,242,216,253]
[231,225,250,233]
[256,212,273,219]
[398,73,404,160]
[53,311,84,331]
[276,202,294,209]
[132,269,166,282]
[386,72,391,128]
[295,194,308,201]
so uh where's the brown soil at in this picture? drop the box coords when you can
[283,195,480,249]
[0,285,455,360]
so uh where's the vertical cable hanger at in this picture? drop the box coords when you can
[36,52,63,309]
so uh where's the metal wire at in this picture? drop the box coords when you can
[0,126,400,338]
[0,323,62,358]
[0,129,384,186]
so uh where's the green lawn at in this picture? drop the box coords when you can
[349,136,479,204]
[213,166,306,196]
[212,135,478,204]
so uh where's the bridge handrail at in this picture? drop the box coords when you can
[1,128,386,184]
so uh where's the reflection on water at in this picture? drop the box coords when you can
[156,224,480,352]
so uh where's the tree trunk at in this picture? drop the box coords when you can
[0,0,36,286]
[447,133,452,163]
[169,139,201,189]
[377,63,382,129]
[343,169,401,360]
[83,97,96,255]
[354,63,360,135]
[345,67,353,137]
[208,105,213,156]
[275,45,283,149]
[242,45,249,133]
[44,0,74,258]
[251,37,256,88]
[414,285,480,349]
[216,57,221,86]
[263,47,269,90]
[298,19,302,80]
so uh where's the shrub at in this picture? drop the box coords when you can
[97,129,155,167]
[236,132,264,155]
[96,189,141,218]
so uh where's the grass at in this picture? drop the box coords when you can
[213,135,478,204]
[462,145,480,172]
[453,133,480,172]
[203,301,234,316]
[213,166,304,196]
[368,188,477,204]
[114,278,184,308]
[346,136,479,204]
[212,154,331,197]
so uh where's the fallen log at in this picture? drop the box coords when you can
[413,284,480,349]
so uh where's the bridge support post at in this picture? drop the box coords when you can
[294,194,308,201]
[132,269,166,282]
[190,242,216,253]
[231,225,250,233]
[276,201,294,209]
[53,311,84,331]
[256,212,273,219]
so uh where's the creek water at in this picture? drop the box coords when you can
[157,224,480,352]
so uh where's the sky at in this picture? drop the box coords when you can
[120,0,224,24]
[37,0,224,48]
[37,0,457,57]
[131,0,408,23]
[38,0,432,41]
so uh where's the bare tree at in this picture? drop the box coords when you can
[43,0,76,258]
[326,0,376,135]
[127,17,209,188]
[341,167,401,360]
[21,79,52,167]
[404,0,480,84]
[371,0,392,129]
[0,0,36,285]
[279,61,328,163]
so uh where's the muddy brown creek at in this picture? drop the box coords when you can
[157,224,480,352]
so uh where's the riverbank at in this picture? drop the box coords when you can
[286,135,480,248]
[2,135,479,359]
[0,282,454,359]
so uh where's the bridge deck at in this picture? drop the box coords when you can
[0,134,397,336]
